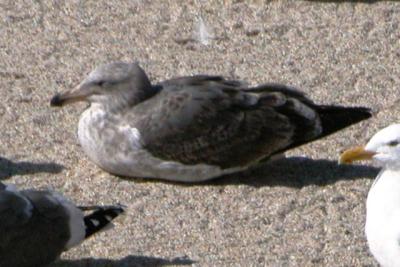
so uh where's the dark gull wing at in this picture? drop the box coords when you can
[0,185,125,267]
[155,75,247,88]
[0,188,69,267]
[134,78,371,168]
[132,77,297,169]
[247,83,372,152]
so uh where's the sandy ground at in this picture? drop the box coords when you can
[1,0,399,266]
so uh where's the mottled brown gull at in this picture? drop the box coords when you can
[51,61,371,182]
[0,182,124,267]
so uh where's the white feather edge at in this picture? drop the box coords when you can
[49,192,86,249]
[5,184,18,192]
[195,16,213,45]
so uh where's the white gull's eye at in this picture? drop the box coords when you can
[387,140,399,147]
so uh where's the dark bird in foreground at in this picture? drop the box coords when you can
[51,61,372,182]
[0,183,124,267]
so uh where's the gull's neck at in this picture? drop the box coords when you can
[92,85,160,114]
[95,98,133,115]
[381,162,400,172]
[370,164,400,192]
[370,163,400,188]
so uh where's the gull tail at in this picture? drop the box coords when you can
[81,204,125,238]
[274,105,372,154]
[316,105,372,139]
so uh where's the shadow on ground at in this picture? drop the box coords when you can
[50,255,196,267]
[0,156,64,180]
[130,157,379,188]
[210,157,380,188]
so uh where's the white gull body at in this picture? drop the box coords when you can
[78,104,243,182]
[363,124,400,267]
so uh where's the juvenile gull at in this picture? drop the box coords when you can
[340,124,400,267]
[51,61,372,182]
[0,183,124,267]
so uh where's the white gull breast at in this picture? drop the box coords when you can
[78,105,245,182]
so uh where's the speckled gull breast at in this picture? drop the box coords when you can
[0,182,124,267]
[340,124,400,267]
[51,61,372,182]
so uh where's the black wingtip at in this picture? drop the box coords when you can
[83,204,125,238]
[317,105,372,138]
[278,105,373,153]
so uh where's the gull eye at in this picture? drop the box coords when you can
[388,140,399,147]
[95,80,106,87]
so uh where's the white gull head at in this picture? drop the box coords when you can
[365,124,400,169]
[339,124,400,170]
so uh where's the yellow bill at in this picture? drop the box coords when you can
[339,145,376,164]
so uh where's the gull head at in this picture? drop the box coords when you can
[339,124,400,168]
[51,62,154,110]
